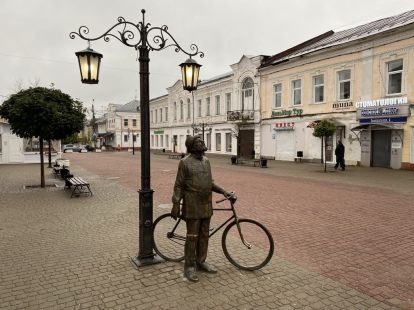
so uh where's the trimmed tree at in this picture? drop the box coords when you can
[0,87,86,187]
[312,120,336,173]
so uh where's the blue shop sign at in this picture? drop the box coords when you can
[360,117,407,124]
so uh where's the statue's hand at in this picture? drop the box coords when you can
[171,204,180,220]
[224,191,237,203]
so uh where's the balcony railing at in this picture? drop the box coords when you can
[227,110,254,122]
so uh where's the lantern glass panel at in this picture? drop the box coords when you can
[78,55,89,81]
[89,55,100,80]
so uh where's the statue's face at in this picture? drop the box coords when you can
[192,138,207,153]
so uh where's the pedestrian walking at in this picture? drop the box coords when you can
[334,140,345,170]
[171,135,236,282]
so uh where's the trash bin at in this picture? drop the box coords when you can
[231,156,237,165]
[260,158,268,168]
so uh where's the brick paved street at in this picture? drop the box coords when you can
[1,152,413,309]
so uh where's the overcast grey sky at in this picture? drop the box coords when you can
[1,0,413,115]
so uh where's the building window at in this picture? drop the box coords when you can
[151,135,154,147]
[198,100,202,117]
[313,75,324,103]
[225,133,232,152]
[292,79,301,105]
[187,98,191,119]
[124,134,128,142]
[155,109,158,123]
[387,59,403,94]
[150,111,153,123]
[215,133,221,151]
[206,133,211,150]
[165,107,168,122]
[132,119,137,127]
[156,136,159,147]
[174,102,177,120]
[226,93,231,112]
[180,100,184,120]
[166,135,169,148]
[338,70,351,100]
[273,84,282,108]
[215,95,220,115]
[160,135,164,147]
[133,134,136,142]
[160,108,163,123]
[206,97,210,116]
[124,119,128,126]
[242,78,254,110]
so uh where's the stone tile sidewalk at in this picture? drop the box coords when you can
[0,164,404,309]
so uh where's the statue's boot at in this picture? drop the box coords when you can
[197,261,217,273]
[184,234,199,282]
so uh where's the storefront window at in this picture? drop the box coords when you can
[387,59,403,94]
[206,133,211,150]
[226,133,232,152]
[216,133,221,151]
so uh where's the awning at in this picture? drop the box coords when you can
[350,123,403,131]
[98,132,114,138]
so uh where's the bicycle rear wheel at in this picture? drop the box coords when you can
[222,219,274,271]
[153,213,186,262]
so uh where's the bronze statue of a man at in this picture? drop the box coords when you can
[171,135,235,282]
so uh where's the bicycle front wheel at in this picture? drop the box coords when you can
[222,219,274,271]
[153,213,186,262]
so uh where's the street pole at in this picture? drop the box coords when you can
[192,91,195,136]
[132,134,135,155]
[70,9,203,267]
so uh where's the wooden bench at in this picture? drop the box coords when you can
[168,153,184,159]
[238,158,262,167]
[65,177,93,198]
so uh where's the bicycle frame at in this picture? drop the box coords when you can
[171,198,252,249]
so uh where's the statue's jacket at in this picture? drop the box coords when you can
[172,154,225,219]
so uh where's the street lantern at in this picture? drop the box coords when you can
[180,58,201,92]
[70,9,204,267]
[75,46,103,84]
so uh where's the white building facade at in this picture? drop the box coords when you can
[150,55,264,158]
[0,118,60,164]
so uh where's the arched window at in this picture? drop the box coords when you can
[187,98,191,119]
[174,102,177,120]
[241,77,254,111]
[180,100,184,120]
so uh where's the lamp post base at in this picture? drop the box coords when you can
[131,255,164,268]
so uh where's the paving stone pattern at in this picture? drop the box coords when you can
[0,156,412,309]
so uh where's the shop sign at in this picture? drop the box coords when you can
[357,105,409,120]
[271,108,303,118]
[355,96,407,108]
[392,142,402,149]
[273,122,295,131]
[333,101,353,109]
[154,130,164,134]
[359,117,407,124]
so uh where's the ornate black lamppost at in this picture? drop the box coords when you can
[70,9,203,267]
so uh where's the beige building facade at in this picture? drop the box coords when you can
[259,11,414,169]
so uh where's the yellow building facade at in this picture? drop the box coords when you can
[259,11,414,169]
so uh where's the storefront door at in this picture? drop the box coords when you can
[325,135,333,162]
[239,129,254,158]
[371,130,391,168]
